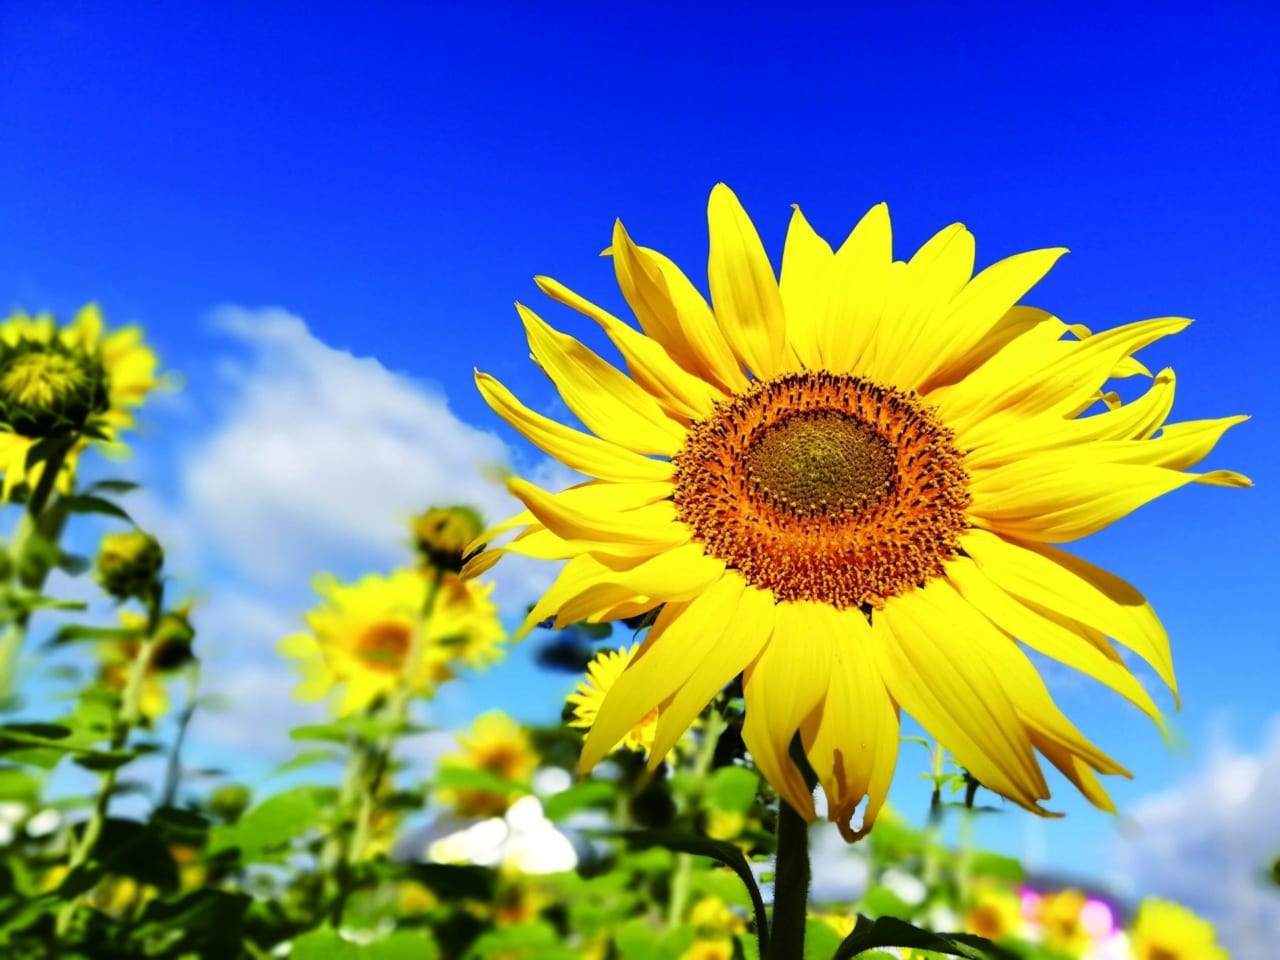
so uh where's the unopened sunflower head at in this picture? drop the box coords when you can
[473,184,1249,843]
[0,304,162,500]
[95,530,164,602]
[411,505,486,574]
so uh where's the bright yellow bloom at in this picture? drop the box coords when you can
[1130,898,1228,960]
[436,711,539,818]
[279,569,506,717]
[565,644,659,755]
[689,895,746,937]
[965,886,1025,941]
[0,304,161,499]
[471,184,1248,840]
[1037,889,1090,956]
[681,939,734,960]
[816,912,856,938]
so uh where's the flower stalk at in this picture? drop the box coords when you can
[769,737,817,960]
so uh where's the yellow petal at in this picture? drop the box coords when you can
[961,529,1177,698]
[706,183,788,379]
[819,203,893,374]
[888,247,1066,392]
[799,605,899,841]
[507,476,689,551]
[946,556,1164,730]
[580,575,738,770]
[476,371,672,483]
[648,581,774,765]
[608,224,746,393]
[779,204,834,370]
[517,303,685,455]
[534,275,722,419]
[874,584,1050,811]
[742,601,835,820]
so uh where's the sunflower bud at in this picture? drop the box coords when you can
[150,606,196,670]
[96,531,164,601]
[209,784,252,822]
[411,505,484,574]
[0,330,108,439]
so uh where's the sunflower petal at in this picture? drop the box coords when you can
[518,303,685,455]
[820,203,893,374]
[647,579,773,765]
[874,583,1050,811]
[800,605,900,841]
[742,601,835,820]
[779,204,834,370]
[476,372,673,483]
[507,476,689,551]
[706,183,788,379]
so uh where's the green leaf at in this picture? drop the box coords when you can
[432,765,523,794]
[542,780,616,820]
[968,851,1024,883]
[292,929,360,960]
[45,624,140,647]
[0,767,40,803]
[805,916,845,959]
[707,765,759,813]
[150,805,211,839]
[59,493,133,522]
[71,818,180,892]
[362,931,440,959]
[269,747,343,778]
[132,888,251,955]
[405,863,495,901]
[832,916,988,960]
[859,884,915,921]
[613,917,661,960]
[209,786,321,858]
[85,479,141,496]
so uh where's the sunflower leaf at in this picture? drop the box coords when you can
[59,493,133,522]
[832,916,991,959]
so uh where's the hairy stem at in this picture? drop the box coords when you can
[769,737,816,960]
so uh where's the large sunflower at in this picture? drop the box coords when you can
[470,184,1248,841]
[0,303,161,499]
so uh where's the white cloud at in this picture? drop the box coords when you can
[1113,716,1280,959]
[185,307,518,587]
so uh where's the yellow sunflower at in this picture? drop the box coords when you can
[1036,889,1090,956]
[1129,898,1227,960]
[469,184,1248,841]
[965,886,1025,941]
[436,710,539,818]
[279,569,506,717]
[0,304,161,499]
[565,643,659,755]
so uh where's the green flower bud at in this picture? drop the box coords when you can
[208,784,252,822]
[96,530,164,601]
[411,505,485,574]
[0,339,108,439]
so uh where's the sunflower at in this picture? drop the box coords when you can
[0,304,161,499]
[470,184,1248,841]
[965,885,1025,942]
[435,710,539,818]
[279,569,506,717]
[565,643,659,755]
[1129,898,1227,960]
[1035,889,1090,956]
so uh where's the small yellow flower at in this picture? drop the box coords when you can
[279,569,506,717]
[1037,889,1091,956]
[705,808,747,841]
[397,881,438,915]
[965,886,1025,941]
[689,895,746,937]
[816,912,856,938]
[1130,898,1228,960]
[436,711,539,818]
[566,644,658,755]
[0,304,162,499]
[680,938,735,960]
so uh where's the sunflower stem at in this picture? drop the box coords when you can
[55,581,164,938]
[159,660,202,809]
[666,708,725,931]
[0,436,74,706]
[770,737,816,960]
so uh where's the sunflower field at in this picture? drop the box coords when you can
[0,189,1259,960]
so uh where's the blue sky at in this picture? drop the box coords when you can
[2,2,1277,945]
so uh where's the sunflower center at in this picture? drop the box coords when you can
[1146,948,1178,960]
[357,622,412,672]
[672,371,970,610]
[745,411,894,518]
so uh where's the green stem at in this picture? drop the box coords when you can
[332,568,443,925]
[770,738,816,960]
[921,744,946,892]
[159,661,201,809]
[0,438,74,705]
[666,709,726,930]
[55,582,164,938]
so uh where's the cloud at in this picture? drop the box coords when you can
[1113,715,1280,959]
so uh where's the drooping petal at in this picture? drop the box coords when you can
[874,583,1050,812]
[741,601,836,820]
[706,183,789,379]
[800,605,900,840]
[476,372,673,483]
